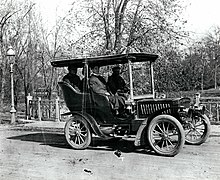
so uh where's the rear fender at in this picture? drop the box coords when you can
[64,111,109,138]
[61,111,73,116]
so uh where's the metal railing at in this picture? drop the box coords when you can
[27,95,69,122]
[26,94,220,122]
[200,97,220,122]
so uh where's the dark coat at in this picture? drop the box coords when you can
[107,74,128,95]
[63,73,82,91]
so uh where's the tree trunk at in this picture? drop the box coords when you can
[101,0,112,52]
[126,0,142,52]
[0,64,6,107]
[114,0,129,53]
[0,43,6,107]
[214,64,217,89]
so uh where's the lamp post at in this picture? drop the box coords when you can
[6,46,16,124]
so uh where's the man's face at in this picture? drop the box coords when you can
[92,66,99,74]
[69,68,77,74]
[113,69,120,76]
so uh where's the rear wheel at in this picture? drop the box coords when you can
[184,114,210,145]
[64,114,92,149]
[147,115,185,157]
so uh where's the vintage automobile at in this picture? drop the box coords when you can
[51,53,210,156]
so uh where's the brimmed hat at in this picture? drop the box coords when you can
[68,65,77,70]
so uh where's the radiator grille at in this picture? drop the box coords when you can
[137,100,177,118]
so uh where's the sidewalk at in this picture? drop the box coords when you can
[10,120,66,133]
[210,124,220,136]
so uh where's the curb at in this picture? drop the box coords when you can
[1,119,65,133]
[1,120,220,136]
[3,124,220,137]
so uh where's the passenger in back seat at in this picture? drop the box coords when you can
[89,65,125,114]
[63,66,82,92]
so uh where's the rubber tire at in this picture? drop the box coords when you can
[64,115,92,149]
[147,115,185,157]
[184,114,210,145]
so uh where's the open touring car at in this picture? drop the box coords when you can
[51,53,210,156]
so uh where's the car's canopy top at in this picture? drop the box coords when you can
[51,53,158,68]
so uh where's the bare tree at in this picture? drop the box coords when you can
[205,27,220,89]
[63,0,187,56]
[0,0,20,107]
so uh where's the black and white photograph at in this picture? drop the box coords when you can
[0,0,220,179]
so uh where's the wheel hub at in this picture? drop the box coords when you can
[76,128,81,135]
[162,132,169,140]
[186,122,195,130]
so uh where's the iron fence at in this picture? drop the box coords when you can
[200,97,220,122]
[27,96,69,122]
[26,95,220,122]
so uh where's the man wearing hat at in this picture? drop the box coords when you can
[89,65,126,115]
[63,65,82,91]
[107,66,129,96]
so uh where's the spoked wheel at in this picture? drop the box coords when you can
[147,115,185,157]
[64,114,92,149]
[184,114,210,145]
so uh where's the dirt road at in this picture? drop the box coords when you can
[0,124,220,180]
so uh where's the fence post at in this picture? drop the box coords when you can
[209,104,212,121]
[38,97,42,121]
[55,96,60,122]
[195,92,200,107]
[26,93,32,120]
[217,103,219,122]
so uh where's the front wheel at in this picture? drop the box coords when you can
[147,115,185,157]
[184,113,210,145]
[64,114,92,149]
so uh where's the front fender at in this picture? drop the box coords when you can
[188,108,210,123]
[134,107,181,147]
[191,105,206,115]
[134,117,149,147]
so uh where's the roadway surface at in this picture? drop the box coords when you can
[0,123,220,180]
